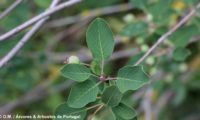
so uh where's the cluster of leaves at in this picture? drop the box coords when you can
[1,0,200,119]
[55,18,149,120]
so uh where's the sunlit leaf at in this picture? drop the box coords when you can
[116,66,149,93]
[86,18,115,61]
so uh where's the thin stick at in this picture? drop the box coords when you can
[47,3,133,28]
[0,0,81,42]
[142,89,153,120]
[86,103,103,111]
[134,2,200,66]
[0,0,60,68]
[105,77,117,81]
[0,0,23,20]
[91,104,104,120]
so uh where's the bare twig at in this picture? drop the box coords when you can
[0,0,81,42]
[154,90,174,119]
[91,104,104,120]
[0,0,60,68]
[134,2,200,66]
[46,20,90,52]
[49,48,139,63]
[0,0,23,20]
[47,3,133,28]
[190,34,200,43]
[142,89,153,120]
[86,104,103,111]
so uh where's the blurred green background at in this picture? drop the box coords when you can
[0,0,200,120]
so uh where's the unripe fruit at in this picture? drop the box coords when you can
[179,63,187,72]
[67,56,80,64]
[146,56,155,65]
[123,14,135,23]
[136,37,144,45]
[146,13,153,21]
[141,44,149,52]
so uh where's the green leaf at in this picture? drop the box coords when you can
[67,79,100,108]
[116,66,149,93]
[35,0,51,8]
[60,64,91,82]
[169,25,199,47]
[92,106,116,120]
[121,21,148,37]
[126,53,145,66]
[54,103,86,120]
[117,117,138,120]
[130,0,148,10]
[183,0,199,6]
[148,0,173,25]
[101,86,122,107]
[171,81,186,106]
[91,60,101,75]
[81,0,121,9]
[112,103,137,119]
[86,18,115,61]
[173,48,191,61]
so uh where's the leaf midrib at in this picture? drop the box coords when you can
[70,82,101,106]
[68,109,86,115]
[106,89,116,105]
[64,72,91,75]
[117,77,147,83]
[97,21,104,61]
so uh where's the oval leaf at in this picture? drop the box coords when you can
[93,106,116,120]
[116,66,149,93]
[60,64,91,82]
[54,103,86,120]
[86,18,115,61]
[102,86,122,107]
[173,47,191,61]
[112,103,137,119]
[121,21,148,37]
[130,0,148,10]
[67,79,100,108]
[169,25,199,47]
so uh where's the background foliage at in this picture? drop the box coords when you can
[0,0,200,120]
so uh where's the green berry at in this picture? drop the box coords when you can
[68,56,80,64]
